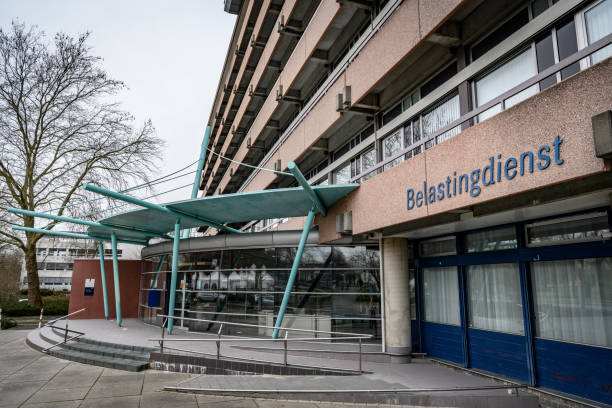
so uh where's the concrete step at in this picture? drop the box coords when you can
[28,326,151,372]
[50,326,155,354]
[47,348,149,372]
[59,341,150,362]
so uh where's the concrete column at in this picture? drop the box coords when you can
[382,237,411,363]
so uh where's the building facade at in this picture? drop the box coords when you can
[140,0,611,404]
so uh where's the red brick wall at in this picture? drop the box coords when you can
[68,259,143,319]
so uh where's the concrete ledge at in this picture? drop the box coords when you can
[167,388,539,407]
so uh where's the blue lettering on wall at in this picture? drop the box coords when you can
[406,136,564,211]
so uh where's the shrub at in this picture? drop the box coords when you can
[42,297,69,315]
[1,317,17,330]
[0,294,69,316]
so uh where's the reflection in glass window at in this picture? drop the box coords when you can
[419,236,456,257]
[383,131,403,170]
[465,227,517,252]
[333,163,351,184]
[531,257,612,347]
[475,48,538,122]
[467,263,524,334]
[360,147,377,181]
[585,0,612,64]
[409,268,416,320]
[526,212,610,246]
[422,94,460,145]
[423,266,460,325]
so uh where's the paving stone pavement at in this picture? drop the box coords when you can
[0,330,419,407]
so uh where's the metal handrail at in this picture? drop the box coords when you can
[43,308,86,327]
[173,308,381,321]
[153,313,370,372]
[353,34,612,182]
[151,338,366,373]
[158,345,365,374]
[156,314,373,338]
[143,289,378,296]
[141,267,380,273]
[41,308,86,353]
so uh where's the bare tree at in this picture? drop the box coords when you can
[0,22,164,307]
[0,244,23,302]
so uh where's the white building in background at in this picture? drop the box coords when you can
[20,236,141,291]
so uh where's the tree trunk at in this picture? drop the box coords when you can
[25,246,42,307]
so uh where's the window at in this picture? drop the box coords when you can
[526,212,610,246]
[465,227,517,252]
[536,17,581,90]
[360,147,377,181]
[472,8,529,61]
[382,131,403,170]
[421,93,461,146]
[419,236,456,257]
[467,263,524,334]
[531,257,612,347]
[402,90,420,111]
[382,103,402,126]
[333,162,351,184]
[423,266,460,325]
[584,0,612,64]
[475,48,538,122]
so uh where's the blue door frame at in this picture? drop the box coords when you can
[413,208,612,405]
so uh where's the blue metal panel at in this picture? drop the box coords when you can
[534,338,612,405]
[468,328,529,382]
[422,321,464,364]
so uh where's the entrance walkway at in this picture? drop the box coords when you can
[1,329,415,407]
[21,319,540,408]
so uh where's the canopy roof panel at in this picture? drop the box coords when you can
[87,184,358,242]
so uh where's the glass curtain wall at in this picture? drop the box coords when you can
[139,256,168,326]
[140,245,381,342]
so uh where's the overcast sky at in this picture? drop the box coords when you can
[1,1,236,204]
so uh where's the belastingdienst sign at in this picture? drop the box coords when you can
[407,135,564,210]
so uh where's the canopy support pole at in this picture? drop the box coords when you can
[111,232,122,326]
[98,241,109,320]
[83,183,242,234]
[272,208,315,339]
[288,162,327,216]
[183,125,211,239]
[167,219,181,333]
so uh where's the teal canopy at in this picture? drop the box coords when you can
[87,184,358,243]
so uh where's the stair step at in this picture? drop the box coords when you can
[48,348,149,372]
[50,327,156,354]
[60,341,150,361]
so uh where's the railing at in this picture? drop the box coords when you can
[353,34,612,182]
[151,314,372,373]
[42,308,86,352]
